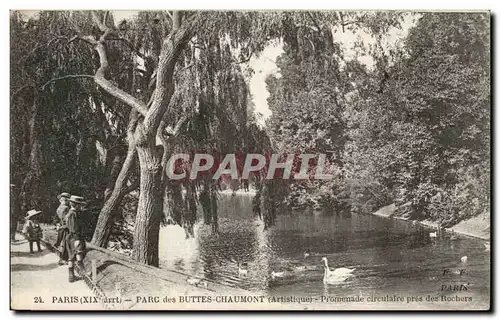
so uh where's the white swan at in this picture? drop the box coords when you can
[187,277,202,286]
[484,242,490,252]
[271,271,285,279]
[238,262,248,276]
[187,277,209,288]
[429,232,437,238]
[460,256,468,263]
[448,229,458,241]
[321,257,355,284]
[294,265,309,271]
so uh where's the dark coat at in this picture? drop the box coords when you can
[56,204,70,227]
[65,208,86,260]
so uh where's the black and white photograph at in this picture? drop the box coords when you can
[9,9,491,311]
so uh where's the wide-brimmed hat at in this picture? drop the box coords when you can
[69,195,86,204]
[57,192,71,200]
[26,209,42,218]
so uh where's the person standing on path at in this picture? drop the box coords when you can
[54,192,71,265]
[66,195,87,283]
[22,210,43,253]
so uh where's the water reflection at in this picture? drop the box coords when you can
[158,194,489,307]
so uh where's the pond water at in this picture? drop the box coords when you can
[158,194,490,309]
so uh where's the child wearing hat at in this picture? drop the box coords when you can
[22,210,43,253]
[66,195,87,282]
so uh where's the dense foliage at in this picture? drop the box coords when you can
[267,12,490,226]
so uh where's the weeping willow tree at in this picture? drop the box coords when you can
[161,32,255,238]
[10,11,137,232]
[71,10,280,265]
[244,120,285,229]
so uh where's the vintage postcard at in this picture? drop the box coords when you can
[10,9,490,311]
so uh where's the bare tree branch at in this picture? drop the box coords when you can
[67,11,149,116]
[144,11,200,134]
[167,114,188,137]
[307,39,315,52]
[103,11,109,26]
[68,35,95,46]
[342,20,363,27]
[146,90,156,108]
[123,178,140,194]
[94,42,148,116]
[335,11,362,32]
[336,12,345,33]
[296,23,323,33]
[40,75,95,90]
[91,11,111,35]
[179,63,195,73]
[178,42,198,72]
[307,12,322,33]
[172,11,181,31]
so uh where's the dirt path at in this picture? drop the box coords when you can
[10,235,104,310]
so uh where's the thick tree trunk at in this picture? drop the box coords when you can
[91,147,136,247]
[86,10,198,265]
[10,185,20,240]
[132,144,163,266]
[20,95,45,218]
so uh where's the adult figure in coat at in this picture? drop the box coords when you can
[66,195,87,283]
[54,192,71,265]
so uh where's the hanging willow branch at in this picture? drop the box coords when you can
[10,84,35,101]
[40,74,95,90]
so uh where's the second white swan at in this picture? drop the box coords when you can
[321,257,355,284]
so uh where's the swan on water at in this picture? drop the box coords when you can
[294,265,308,271]
[321,257,355,284]
[238,262,248,276]
[449,229,458,241]
[460,256,468,263]
[271,271,285,279]
[429,232,437,238]
[187,277,204,287]
[304,251,311,258]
